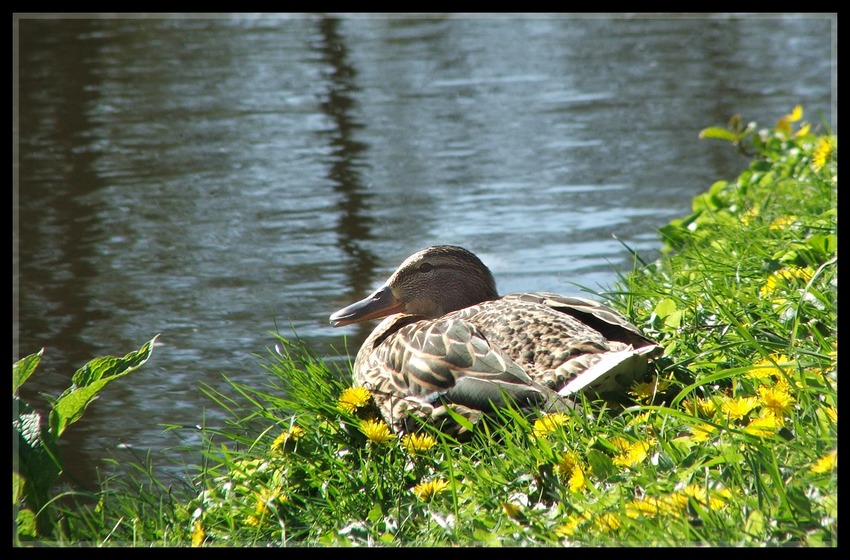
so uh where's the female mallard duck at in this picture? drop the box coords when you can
[330,245,661,436]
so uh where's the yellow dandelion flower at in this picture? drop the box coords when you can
[245,515,260,527]
[689,422,718,443]
[625,497,661,518]
[629,376,669,402]
[812,136,836,171]
[683,484,729,511]
[502,501,523,519]
[758,384,795,416]
[793,123,811,138]
[401,432,438,455]
[253,486,282,517]
[413,478,449,501]
[338,386,372,413]
[613,439,653,468]
[625,494,687,519]
[627,411,652,427]
[608,436,632,453]
[594,513,622,532]
[360,418,396,444]
[684,397,718,417]
[759,268,814,298]
[769,215,798,231]
[554,512,592,538]
[809,450,837,474]
[555,452,587,492]
[748,354,793,380]
[532,412,571,437]
[567,466,587,493]
[744,412,781,437]
[776,105,803,137]
[824,406,837,424]
[740,206,759,226]
[720,396,759,420]
[271,425,306,454]
[191,520,205,547]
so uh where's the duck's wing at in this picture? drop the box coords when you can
[363,315,562,413]
[504,292,662,355]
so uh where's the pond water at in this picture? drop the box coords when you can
[14,13,835,488]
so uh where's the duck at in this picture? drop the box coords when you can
[329,245,661,436]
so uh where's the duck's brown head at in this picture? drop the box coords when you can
[330,245,499,327]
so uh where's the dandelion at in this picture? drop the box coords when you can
[555,451,587,492]
[271,425,306,455]
[769,215,798,231]
[608,436,632,453]
[401,432,438,455]
[740,205,760,226]
[744,412,782,437]
[757,384,795,416]
[338,386,372,413]
[683,484,730,511]
[612,439,653,468]
[775,104,803,138]
[254,486,282,516]
[812,136,836,171]
[502,501,523,519]
[809,449,837,474]
[747,354,793,380]
[413,478,449,501]
[684,397,718,417]
[824,405,837,424]
[359,418,396,444]
[532,412,571,437]
[759,268,815,298]
[191,520,205,547]
[689,422,718,443]
[625,494,687,519]
[594,513,622,532]
[554,512,592,538]
[629,376,669,402]
[720,396,759,421]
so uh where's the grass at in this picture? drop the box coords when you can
[25,107,837,546]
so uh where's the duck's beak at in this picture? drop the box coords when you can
[330,285,406,327]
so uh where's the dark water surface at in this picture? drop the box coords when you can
[13,14,835,488]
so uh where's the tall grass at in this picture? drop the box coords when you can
[38,108,836,546]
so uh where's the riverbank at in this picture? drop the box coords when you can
[17,107,837,546]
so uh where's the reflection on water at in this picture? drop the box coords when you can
[316,17,380,347]
[13,14,835,487]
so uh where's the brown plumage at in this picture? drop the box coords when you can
[330,245,661,435]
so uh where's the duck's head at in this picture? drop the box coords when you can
[330,245,499,327]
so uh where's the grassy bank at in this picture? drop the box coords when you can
[18,107,837,546]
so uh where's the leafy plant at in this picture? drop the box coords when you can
[13,335,159,543]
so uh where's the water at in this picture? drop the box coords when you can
[13,13,835,488]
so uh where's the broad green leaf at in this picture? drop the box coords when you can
[653,298,678,319]
[13,348,43,395]
[367,503,383,523]
[70,335,158,389]
[806,233,837,257]
[585,448,615,480]
[698,127,738,142]
[664,309,684,329]
[16,508,38,540]
[12,471,27,504]
[49,335,159,439]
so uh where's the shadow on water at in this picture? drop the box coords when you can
[16,19,114,490]
[315,16,380,351]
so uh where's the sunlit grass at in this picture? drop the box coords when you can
[45,109,836,546]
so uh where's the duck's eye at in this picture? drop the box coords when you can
[418,263,434,273]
